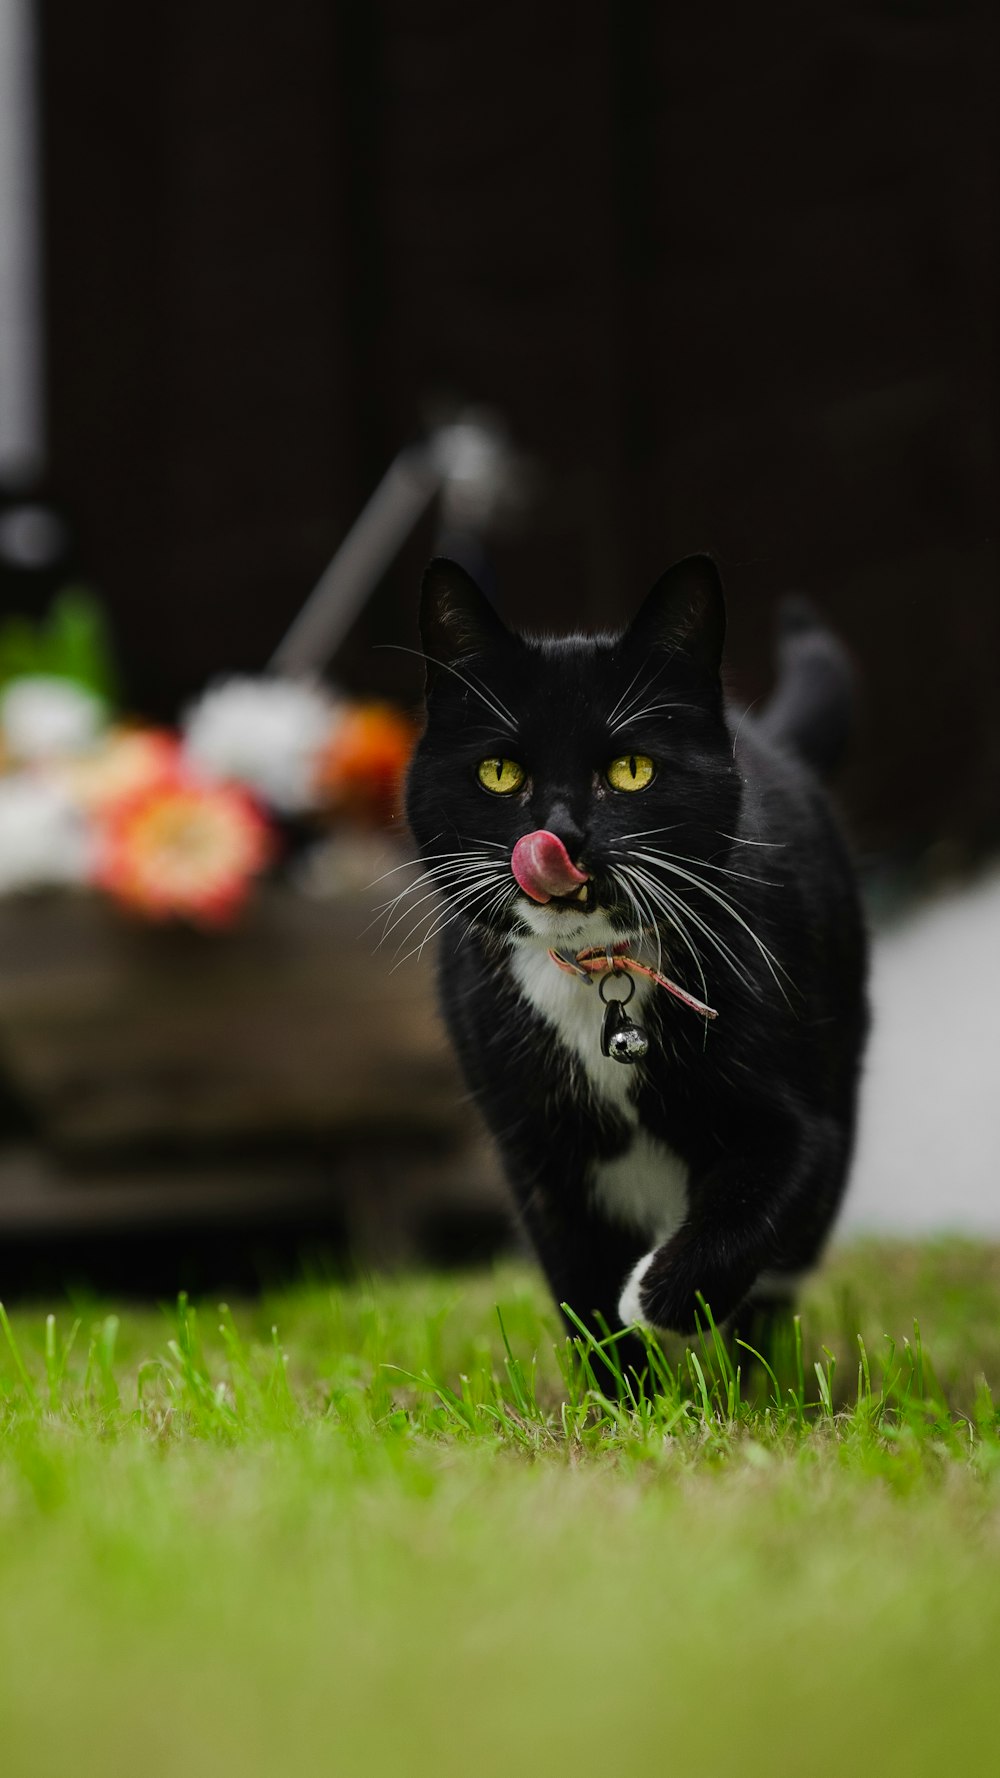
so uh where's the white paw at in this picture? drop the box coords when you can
[618,1251,657,1328]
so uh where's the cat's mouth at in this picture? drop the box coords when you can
[515,879,608,924]
[539,881,592,910]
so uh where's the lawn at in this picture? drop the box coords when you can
[3,1241,1000,1778]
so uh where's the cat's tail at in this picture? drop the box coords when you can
[755,596,855,781]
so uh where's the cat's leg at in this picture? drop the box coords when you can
[617,1120,833,1336]
[514,1188,653,1381]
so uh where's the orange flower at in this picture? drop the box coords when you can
[95,774,274,926]
[317,702,417,826]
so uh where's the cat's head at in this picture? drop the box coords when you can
[405,555,741,957]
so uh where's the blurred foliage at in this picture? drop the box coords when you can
[0,588,117,703]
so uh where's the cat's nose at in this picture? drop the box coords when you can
[538,802,587,862]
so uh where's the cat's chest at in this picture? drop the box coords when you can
[507,944,690,1241]
[508,944,655,1121]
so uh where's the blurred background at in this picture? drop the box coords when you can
[0,0,997,1293]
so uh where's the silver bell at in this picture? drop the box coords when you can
[608,1020,649,1063]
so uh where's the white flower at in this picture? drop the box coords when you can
[1,675,106,761]
[181,675,336,814]
[0,774,94,893]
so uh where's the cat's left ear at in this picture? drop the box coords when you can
[627,554,726,680]
[419,558,510,678]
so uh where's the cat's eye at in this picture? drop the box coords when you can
[606,754,655,792]
[477,757,527,795]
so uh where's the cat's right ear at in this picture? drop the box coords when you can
[419,559,510,687]
[627,554,726,681]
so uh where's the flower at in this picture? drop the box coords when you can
[182,676,335,814]
[0,773,94,893]
[317,702,417,825]
[51,728,180,815]
[95,775,275,925]
[1,674,106,761]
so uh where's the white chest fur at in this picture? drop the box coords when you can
[508,942,690,1245]
[508,943,652,1118]
[590,1130,689,1245]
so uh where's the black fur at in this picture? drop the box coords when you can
[406,555,868,1359]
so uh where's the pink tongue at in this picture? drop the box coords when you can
[511,830,589,904]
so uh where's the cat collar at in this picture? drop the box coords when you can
[547,941,718,1021]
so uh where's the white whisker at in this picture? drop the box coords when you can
[610,701,696,735]
[392,874,511,971]
[390,874,499,963]
[369,854,502,924]
[716,832,786,849]
[375,864,503,948]
[604,658,657,730]
[630,850,791,1000]
[623,864,718,1005]
[382,644,517,732]
[632,845,781,889]
[628,863,756,995]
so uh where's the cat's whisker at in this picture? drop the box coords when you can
[380,859,505,933]
[716,831,786,849]
[392,874,512,971]
[611,867,668,984]
[628,863,756,996]
[626,856,782,1009]
[389,878,499,967]
[373,858,505,942]
[378,852,501,895]
[630,849,791,995]
[376,872,500,949]
[607,866,647,948]
[644,846,782,889]
[604,654,678,732]
[366,847,475,890]
[393,858,508,927]
[455,880,519,954]
[380,643,517,732]
[604,659,659,731]
[616,862,709,1007]
[630,848,773,904]
[615,825,684,845]
[610,701,696,734]
[365,848,501,928]
[368,853,497,915]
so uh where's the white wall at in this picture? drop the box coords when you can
[843,870,1000,1233]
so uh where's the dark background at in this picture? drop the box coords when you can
[35,1,1000,861]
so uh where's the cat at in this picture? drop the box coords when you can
[404,553,868,1365]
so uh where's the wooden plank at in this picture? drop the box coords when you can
[0,886,470,1152]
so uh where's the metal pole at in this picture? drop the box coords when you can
[269,443,441,676]
[0,0,45,482]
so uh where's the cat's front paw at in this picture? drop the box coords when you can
[618,1251,658,1329]
[618,1234,756,1334]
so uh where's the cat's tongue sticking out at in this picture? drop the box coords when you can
[511,830,590,905]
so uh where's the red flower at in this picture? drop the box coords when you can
[95,773,274,926]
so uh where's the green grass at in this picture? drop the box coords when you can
[3,1240,1000,1778]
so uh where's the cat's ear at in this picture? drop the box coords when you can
[628,554,726,679]
[419,558,510,679]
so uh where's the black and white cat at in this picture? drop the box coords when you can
[405,554,867,1354]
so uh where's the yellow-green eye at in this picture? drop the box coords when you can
[477,757,526,795]
[606,754,655,792]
